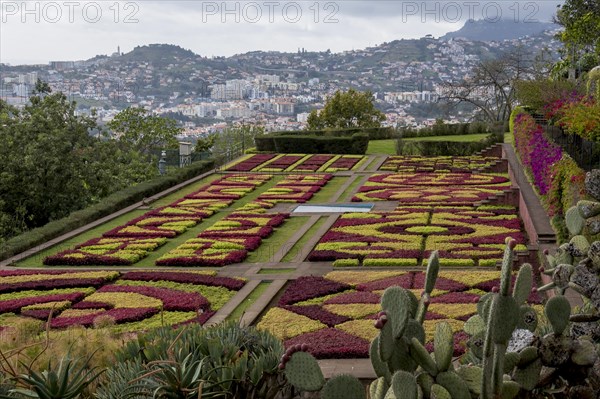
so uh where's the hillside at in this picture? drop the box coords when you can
[441,18,559,41]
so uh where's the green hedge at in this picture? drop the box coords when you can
[256,133,369,154]
[395,133,503,156]
[0,159,215,262]
[398,122,503,138]
[266,127,397,140]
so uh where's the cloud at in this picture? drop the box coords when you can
[0,0,562,65]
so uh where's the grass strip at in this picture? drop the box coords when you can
[246,216,309,263]
[258,268,295,274]
[281,217,327,262]
[226,281,271,322]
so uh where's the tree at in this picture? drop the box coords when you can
[210,125,265,162]
[0,91,156,242]
[439,49,537,123]
[554,0,600,73]
[107,107,180,154]
[306,89,385,130]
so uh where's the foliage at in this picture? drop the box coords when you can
[255,133,369,154]
[0,159,215,262]
[210,125,265,164]
[554,0,600,71]
[559,98,600,141]
[513,113,562,195]
[547,155,586,220]
[107,107,180,154]
[514,78,579,113]
[306,89,385,130]
[396,133,503,156]
[9,354,104,399]
[101,322,290,399]
[0,94,158,244]
[440,48,537,123]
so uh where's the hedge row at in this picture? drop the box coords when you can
[266,127,397,140]
[395,133,503,156]
[0,159,216,262]
[399,122,505,138]
[255,133,369,154]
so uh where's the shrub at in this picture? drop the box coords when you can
[256,133,369,154]
[395,133,502,156]
[0,160,215,262]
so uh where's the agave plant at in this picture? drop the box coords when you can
[10,354,104,399]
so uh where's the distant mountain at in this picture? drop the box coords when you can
[441,19,559,42]
[119,44,198,64]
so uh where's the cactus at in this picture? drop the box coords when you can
[545,296,571,335]
[566,205,585,235]
[391,370,418,399]
[321,374,366,399]
[283,351,325,392]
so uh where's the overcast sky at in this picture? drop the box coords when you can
[0,1,562,65]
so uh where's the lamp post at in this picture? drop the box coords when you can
[158,150,167,175]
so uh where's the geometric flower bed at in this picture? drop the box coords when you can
[257,174,333,203]
[0,270,245,332]
[156,213,289,266]
[43,174,271,266]
[225,154,366,173]
[379,155,498,173]
[256,270,542,359]
[43,237,168,266]
[308,205,526,267]
[352,173,512,205]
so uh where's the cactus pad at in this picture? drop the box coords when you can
[424,251,440,293]
[430,383,452,399]
[434,322,454,372]
[517,305,538,332]
[570,235,590,256]
[371,337,391,381]
[435,371,471,399]
[382,287,410,339]
[284,351,325,392]
[391,370,418,399]
[544,296,571,335]
[512,263,532,305]
[404,319,426,345]
[513,358,541,390]
[491,295,519,344]
[464,315,485,336]
[409,337,438,376]
[416,372,435,398]
[456,365,483,396]
[501,380,520,399]
[321,374,366,399]
[577,200,600,218]
[566,205,585,235]
[370,377,389,399]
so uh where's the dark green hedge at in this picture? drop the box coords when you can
[256,133,369,154]
[266,127,397,140]
[0,159,215,262]
[398,122,506,138]
[395,133,503,156]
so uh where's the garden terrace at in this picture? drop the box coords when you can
[0,148,556,378]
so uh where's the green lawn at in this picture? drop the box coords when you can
[246,216,310,263]
[367,140,396,154]
[309,177,348,203]
[281,217,327,262]
[226,282,271,322]
[338,176,364,202]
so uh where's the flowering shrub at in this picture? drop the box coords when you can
[547,155,586,217]
[559,99,600,142]
[513,113,562,195]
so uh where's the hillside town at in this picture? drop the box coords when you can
[0,21,561,139]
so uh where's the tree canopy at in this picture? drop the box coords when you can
[107,107,180,154]
[306,89,385,130]
[0,91,157,243]
[553,0,600,75]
